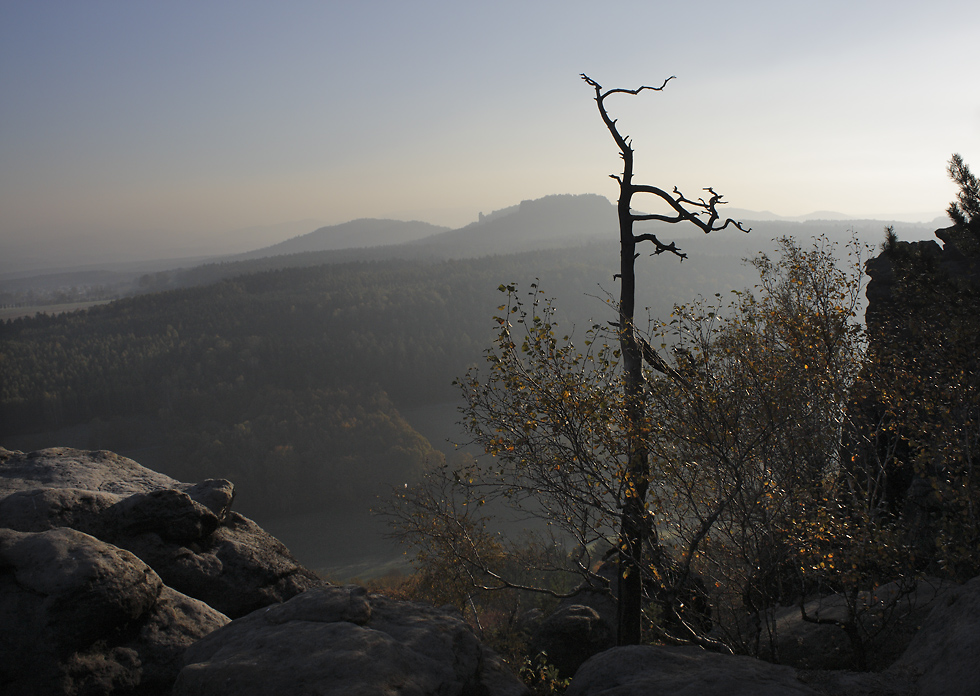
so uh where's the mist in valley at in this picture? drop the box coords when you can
[3,1,977,583]
[0,192,950,578]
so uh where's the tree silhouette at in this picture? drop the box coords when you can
[947,153,980,233]
[580,73,748,644]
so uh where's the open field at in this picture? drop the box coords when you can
[0,300,113,321]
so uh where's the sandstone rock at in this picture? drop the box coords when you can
[0,526,227,695]
[565,644,923,696]
[557,561,619,634]
[0,486,119,536]
[121,510,327,617]
[0,447,533,694]
[566,645,821,696]
[0,446,185,495]
[103,488,220,543]
[893,575,980,696]
[0,446,325,618]
[759,577,949,671]
[529,604,614,679]
[174,585,529,696]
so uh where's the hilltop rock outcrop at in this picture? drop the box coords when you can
[0,446,327,694]
[0,447,324,618]
[566,573,980,696]
[0,526,227,695]
[0,446,528,695]
[173,584,528,696]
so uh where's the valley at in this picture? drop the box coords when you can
[0,194,940,572]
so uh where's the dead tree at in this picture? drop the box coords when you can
[581,73,748,645]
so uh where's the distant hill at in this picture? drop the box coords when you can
[724,208,947,225]
[231,219,450,260]
[409,193,616,256]
[123,194,942,296]
[4,193,945,303]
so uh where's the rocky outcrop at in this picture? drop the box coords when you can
[529,604,614,679]
[173,584,528,696]
[0,447,325,618]
[567,645,827,696]
[0,446,326,694]
[758,576,949,671]
[566,573,980,696]
[568,643,927,696]
[849,224,980,534]
[0,526,228,696]
[865,225,980,324]
[1,446,530,695]
[898,575,980,696]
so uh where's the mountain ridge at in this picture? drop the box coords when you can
[2,193,947,306]
[230,218,451,261]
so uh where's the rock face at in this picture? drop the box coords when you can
[0,446,325,694]
[565,644,921,696]
[0,447,325,618]
[529,604,614,679]
[566,574,980,696]
[1,446,530,695]
[173,584,528,696]
[566,645,824,696]
[897,575,980,696]
[758,577,949,671]
[849,225,980,538]
[0,526,227,696]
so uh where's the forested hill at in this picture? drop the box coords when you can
[0,235,762,521]
[0,197,928,571]
[133,193,934,296]
[134,194,620,293]
[4,193,934,311]
[230,218,451,260]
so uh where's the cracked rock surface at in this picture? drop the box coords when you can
[175,584,528,696]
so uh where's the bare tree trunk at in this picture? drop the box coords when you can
[617,183,650,645]
[582,74,748,645]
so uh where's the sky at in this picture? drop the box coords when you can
[2,1,979,269]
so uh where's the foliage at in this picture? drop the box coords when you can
[947,153,980,232]
[519,653,571,695]
[644,236,887,659]
[386,216,979,670]
[387,281,628,597]
[388,236,956,667]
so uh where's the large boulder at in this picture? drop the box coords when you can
[0,447,325,617]
[174,584,529,696]
[758,576,949,670]
[566,574,980,696]
[566,645,822,696]
[565,645,913,696]
[529,604,614,679]
[1,447,532,694]
[0,526,228,696]
[0,446,325,694]
[894,574,980,696]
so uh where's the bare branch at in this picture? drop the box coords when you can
[581,73,676,99]
[632,233,687,259]
[635,328,691,388]
[629,185,751,235]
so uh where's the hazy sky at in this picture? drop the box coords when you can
[2,1,979,264]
